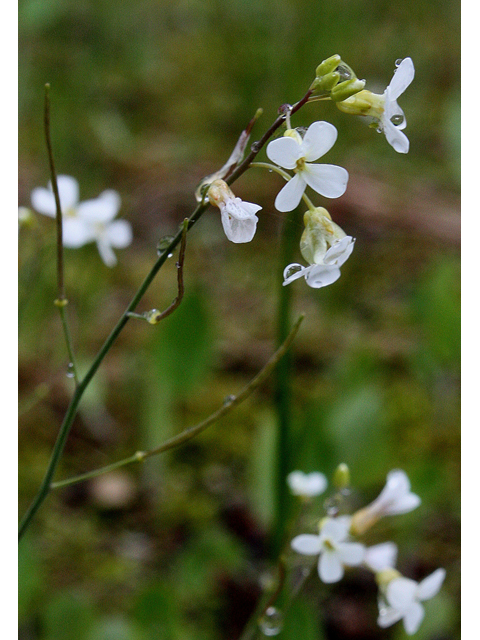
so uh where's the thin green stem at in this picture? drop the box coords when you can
[127,219,188,324]
[51,315,304,490]
[44,84,64,301]
[44,83,80,384]
[270,209,300,559]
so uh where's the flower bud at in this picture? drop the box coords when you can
[315,55,342,78]
[331,78,366,102]
[311,72,340,95]
[207,179,235,208]
[336,90,385,118]
[333,463,350,490]
[300,208,346,266]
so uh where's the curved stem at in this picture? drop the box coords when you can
[51,315,305,490]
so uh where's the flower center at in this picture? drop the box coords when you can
[295,157,306,172]
[323,538,336,551]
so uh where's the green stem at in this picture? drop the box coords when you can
[271,209,300,558]
[44,83,80,385]
[51,315,304,490]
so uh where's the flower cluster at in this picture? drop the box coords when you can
[204,56,413,290]
[29,175,132,267]
[288,468,445,635]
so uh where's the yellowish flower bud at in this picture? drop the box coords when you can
[300,207,346,266]
[333,463,350,490]
[207,179,236,208]
[331,78,366,102]
[336,90,385,119]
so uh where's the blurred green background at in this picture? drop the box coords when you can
[19,0,460,638]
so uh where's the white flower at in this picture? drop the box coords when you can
[351,469,421,535]
[378,569,446,635]
[287,471,328,497]
[364,542,398,573]
[380,58,415,153]
[75,190,133,267]
[266,121,349,212]
[337,58,415,153]
[291,516,365,583]
[283,235,355,288]
[207,179,261,243]
[31,175,132,267]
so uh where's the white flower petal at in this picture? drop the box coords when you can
[266,136,302,170]
[377,606,403,628]
[338,542,365,566]
[304,264,341,288]
[386,578,418,611]
[291,534,323,556]
[386,492,421,515]
[77,190,121,223]
[383,121,410,153]
[403,601,425,635]
[287,471,328,497]
[416,568,446,601]
[62,218,96,248]
[319,550,344,583]
[386,58,415,101]
[96,238,118,267]
[323,236,355,267]
[221,209,258,243]
[303,164,349,199]
[364,542,398,572]
[300,121,338,162]
[31,187,58,217]
[274,173,306,212]
[238,201,262,216]
[104,220,133,248]
[320,517,350,543]
[283,263,309,286]
[56,175,80,211]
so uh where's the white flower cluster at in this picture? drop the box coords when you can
[287,469,445,636]
[28,175,132,267]
[203,58,414,290]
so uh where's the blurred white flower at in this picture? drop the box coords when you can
[266,121,349,212]
[378,569,446,635]
[207,179,261,243]
[287,471,328,497]
[351,469,421,534]
[291,516,364,583]
[31,175,132,267]
[364,542,398,573]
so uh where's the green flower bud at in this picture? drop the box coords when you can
[333,463,350,490]
[331,78,366,102]
[315,55,342,78]
[311,71,340,95]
